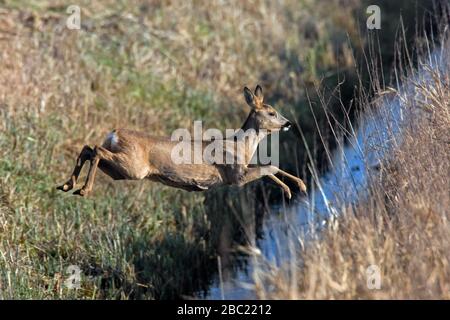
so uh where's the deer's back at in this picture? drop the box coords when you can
[102,129,224,190]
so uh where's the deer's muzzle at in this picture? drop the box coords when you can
[282,121,292,131]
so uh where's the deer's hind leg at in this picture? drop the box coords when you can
[73,146,116,197]
[57,145,94,192]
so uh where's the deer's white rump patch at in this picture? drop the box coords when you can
[104,131,119,151]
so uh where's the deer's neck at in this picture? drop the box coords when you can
[236,111,267,165]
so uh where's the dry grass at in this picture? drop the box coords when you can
[254,35,450,300]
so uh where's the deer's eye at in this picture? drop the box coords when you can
[268,111,276,117]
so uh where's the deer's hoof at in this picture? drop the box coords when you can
[283,187,292,199]
[297,180,307,194]
[57,183,73,192]
[73,188,88,197]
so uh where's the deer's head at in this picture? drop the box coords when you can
[243,85,291,133]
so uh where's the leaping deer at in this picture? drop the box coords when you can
[57,85,307,198]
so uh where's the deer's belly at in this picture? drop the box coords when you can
[148,164,222,191]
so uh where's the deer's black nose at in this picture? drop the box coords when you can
[282,121,291,131]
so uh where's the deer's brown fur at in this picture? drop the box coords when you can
[57,85,307,198]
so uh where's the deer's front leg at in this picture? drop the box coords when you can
[275,167,307,194]
[237,166,292,199]
[268,174,292,199]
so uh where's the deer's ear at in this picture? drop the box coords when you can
[244,86,255,108]
[254,84,263,103]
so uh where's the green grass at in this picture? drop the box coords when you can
[0,101,219,299]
